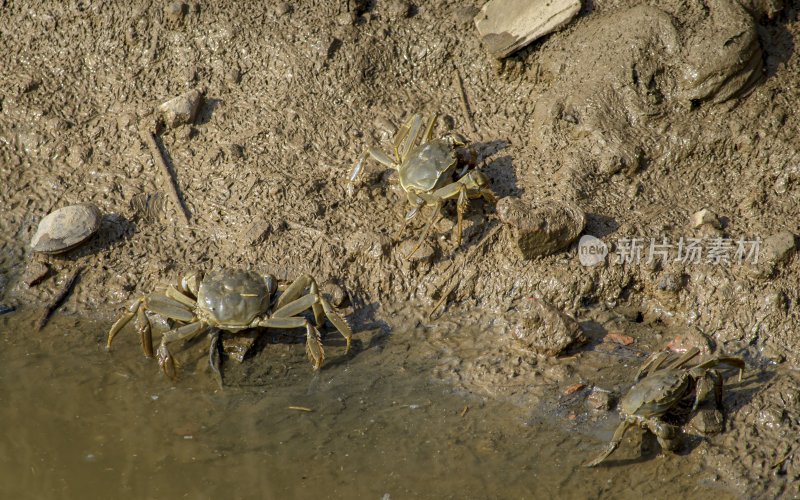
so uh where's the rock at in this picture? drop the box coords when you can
[680,0,763,104]
[22,260,50,287]
[688,407,725,435]
[322,282,347,308]
[474,0,581,58]
[377,0,411,20]
[164,2,186,21]
[497,197,586,259]
[30,203,102,254]
[158,89,202,129]
[274,2,292,17]
[238,218,272,247]
[221,330,260,363]
[587,388,615,411]
[760,231,796,264]
[689,208,721,229]
[510,297,586,356]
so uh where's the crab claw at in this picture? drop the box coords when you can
[157,343,178,380]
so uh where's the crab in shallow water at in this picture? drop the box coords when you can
[348,112,496,258]
[106,270,352,381]
[583,348,744,467]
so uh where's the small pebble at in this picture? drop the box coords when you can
[586,388,614,411]
[158,89,203,129]
[274,2,292,16]
[689,208,721,229]
[164,1,186,21]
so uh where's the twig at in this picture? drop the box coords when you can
[139,126,191,225]
[288,406,314,412]
[453,68,477,134]
[37,266,83,331]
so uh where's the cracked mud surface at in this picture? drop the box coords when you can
[1,0,799,497]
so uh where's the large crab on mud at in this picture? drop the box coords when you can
[106,269,352,381]
[348,112,496,258]
[584,348,744,467]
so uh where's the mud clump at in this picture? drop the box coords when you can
[703,369,800,497]
[509,297,586,356]
[496,197,585,259]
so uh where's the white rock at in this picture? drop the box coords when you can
[474,0,581,58]
[690,208,721,229]
[158,89,202,128]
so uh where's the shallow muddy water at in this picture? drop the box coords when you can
[0,309,740,499]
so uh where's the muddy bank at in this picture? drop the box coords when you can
[1,0,799,496]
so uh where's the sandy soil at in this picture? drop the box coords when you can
[1,0,798,494]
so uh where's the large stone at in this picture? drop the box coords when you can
[474,0,581,58]
[497,197,586,259]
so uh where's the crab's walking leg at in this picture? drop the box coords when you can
[255,316,325,369]
[156,321,209,379]
[107,298,144,349]
[394,113,423,162]
[275,275,353,353]
[136,303,154,358]
[583,421,633,467]
[208,329,223,389]
[347,146,399,197]
[406,199,444,259]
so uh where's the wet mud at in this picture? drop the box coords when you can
[1,0,799,497]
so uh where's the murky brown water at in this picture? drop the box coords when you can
[0,309,738,499]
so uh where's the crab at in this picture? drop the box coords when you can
[583,348,744,467]
[106,269,352,381]
[348,112,496,258]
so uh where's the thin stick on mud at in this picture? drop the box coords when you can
[37,266,83,331]
[139,126,191,226]
[453,68,477,134]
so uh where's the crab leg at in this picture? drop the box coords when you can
[273,293,319,318]
[347,147,397,197]
[254,316,325,369]
[394,113,423,163]
[405,199,444,259]
[583,421,634,467]
[275,275,353,352]
[156,321,209,379]
[422,113,437,143]
[208,329,223,389]
[107,297,144,349]
[135,303,154,358]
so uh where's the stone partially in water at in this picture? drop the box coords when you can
[30,203,102,254]
[474,0,581,58]
[497,197,586,259]
[511,297,586,356]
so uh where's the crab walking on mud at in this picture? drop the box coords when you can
[106,269,352,380]
[584,348,745,467]
[348,112,496,258]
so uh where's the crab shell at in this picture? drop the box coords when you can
[399,135,467,193]
[619,370,692,419]
[195,270,277,329]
